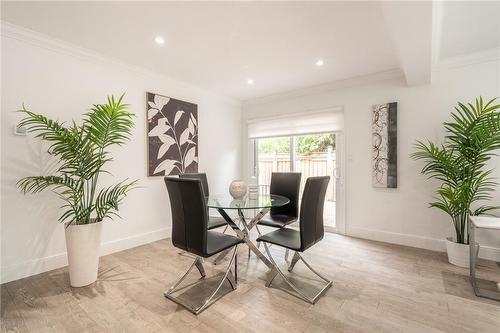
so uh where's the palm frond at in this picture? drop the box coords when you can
[412,97,500,244]
[17,95,138,225]
[95,180,138,221]
[84,94,134,149]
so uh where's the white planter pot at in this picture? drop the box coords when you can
[445,237,479,268]
[65,221,103,287]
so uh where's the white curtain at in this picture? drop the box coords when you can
[247,107,344,139]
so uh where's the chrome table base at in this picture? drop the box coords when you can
[216,207,273,268]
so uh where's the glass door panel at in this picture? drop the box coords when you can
[255,133,337,230]
[256,136,291,190]
[293,133,336,228]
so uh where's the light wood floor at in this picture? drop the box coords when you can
[2,232,500,333]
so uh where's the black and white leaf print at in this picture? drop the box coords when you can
[147,92,198,176]
[148,119,170,137]
[174,110,185,126]
[190,113,197,127]
[153,158,178,175]
[184,147,197,169]
[157,136,176,159]
[188,118,195,135]
[148,108,159,120]
[153,95,170,110]
[179,128,190,146]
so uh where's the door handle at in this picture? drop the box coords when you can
[333,167,340,179]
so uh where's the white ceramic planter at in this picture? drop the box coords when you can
[445,237,479,268]
[65,221,103,287]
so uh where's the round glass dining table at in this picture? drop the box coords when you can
[207,194,289,210]
[206,194,290,269]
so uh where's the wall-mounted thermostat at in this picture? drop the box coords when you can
[14,125,27,136]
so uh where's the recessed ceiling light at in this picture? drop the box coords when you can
[316,59,324,67]
[247,78,254,85]
[155,36,165,45]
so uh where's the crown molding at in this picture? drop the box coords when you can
[0,21,240,106]
[242,68,405,107]
[433,47,500,73]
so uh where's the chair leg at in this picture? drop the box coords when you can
[255,224,263,245]
[195,258,206,278]
[164,245,239,315]
[263,243,332,304]
[288,251,300,272]
[234,251,238,284]
[285,249,290,261]
[213,248,231,265]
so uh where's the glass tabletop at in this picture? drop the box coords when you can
[207,194,289,210]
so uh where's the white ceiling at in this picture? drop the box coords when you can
[437,1,500,60]
[1,1,498,101]
[1,1,399,100]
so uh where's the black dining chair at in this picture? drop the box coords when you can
[254,172,301,258]
[257,172,302,229]
[163,177,243,314]
[179,173,227,231]
[257,176,332,304]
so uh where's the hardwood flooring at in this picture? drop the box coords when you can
[2,232,500,333]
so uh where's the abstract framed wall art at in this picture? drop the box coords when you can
[146,92,198,176]
[372,102,397,188]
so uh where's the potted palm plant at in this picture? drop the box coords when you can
[17,95,137,287]
[411,97,500,267]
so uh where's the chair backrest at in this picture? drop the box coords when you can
[269,172,302,218]
[179,173,210,196]
[299,176,330,251]
[164,177,208,257]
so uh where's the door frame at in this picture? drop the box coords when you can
[326,131,345,235]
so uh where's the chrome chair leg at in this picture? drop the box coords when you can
[213,248,231,265]
[263,243,332,304]
[164,245,239,315]
[285,249,290,261]
[255,224,263,249]
[288,251,300,272]
[164,257,203,297]
[195,258,206,278]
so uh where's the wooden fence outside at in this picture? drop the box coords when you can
[257,150,336,201]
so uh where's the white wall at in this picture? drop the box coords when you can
[0,25,242,283]
[242,60,500,260]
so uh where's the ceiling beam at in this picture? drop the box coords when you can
[381,1,433,86]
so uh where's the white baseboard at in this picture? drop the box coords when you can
[3,226,498,284]
[0,227,171,284]
[347,227,500,262]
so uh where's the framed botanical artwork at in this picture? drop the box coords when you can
[372,102,397,188]
[146,92,198,176]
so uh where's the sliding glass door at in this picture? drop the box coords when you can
[254,132,339,230]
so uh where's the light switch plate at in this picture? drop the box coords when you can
[14,125,27,136]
